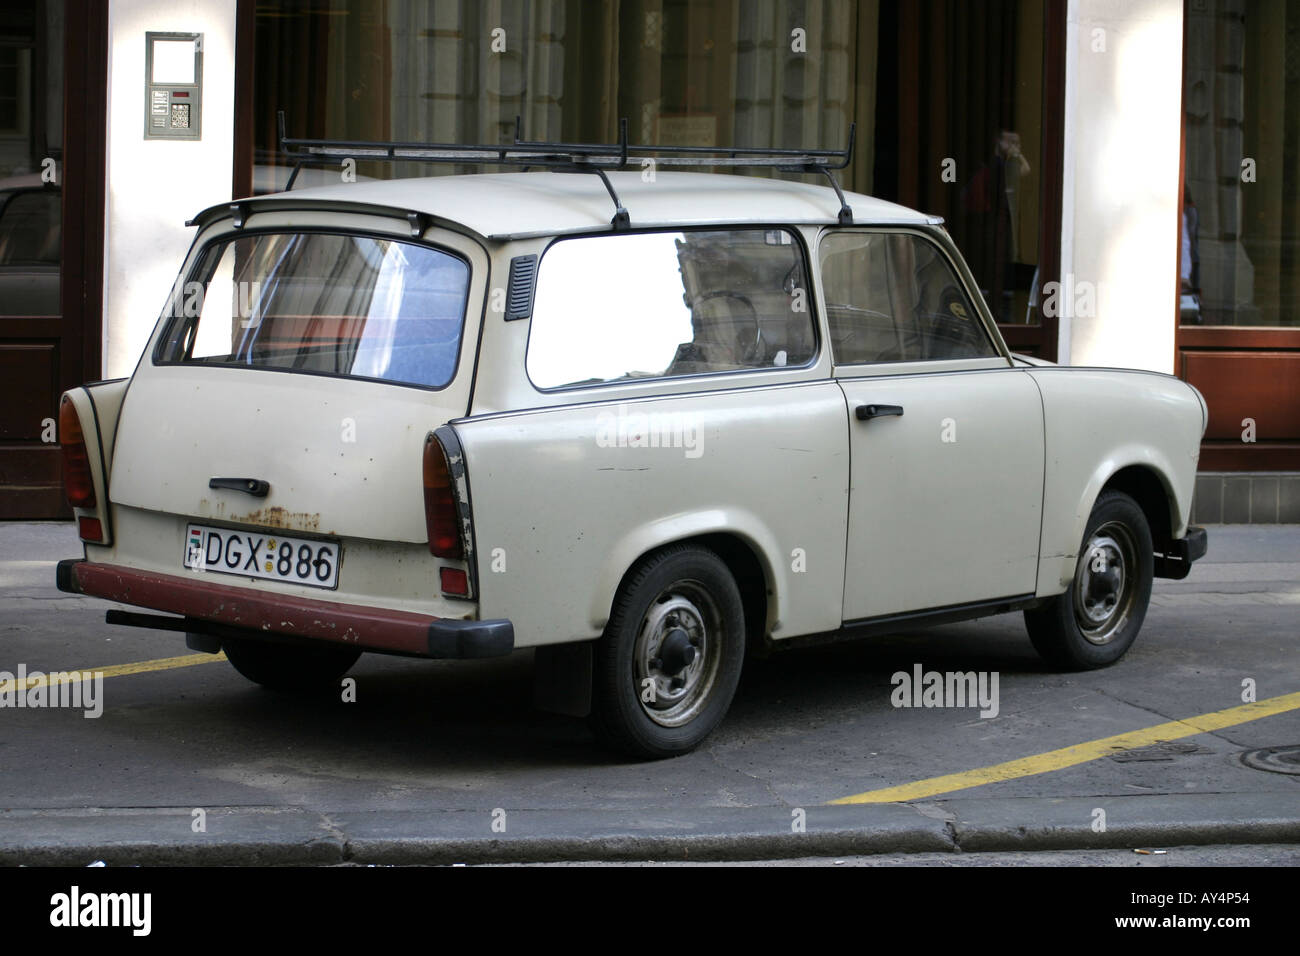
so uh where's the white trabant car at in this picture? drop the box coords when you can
[55,133,1208,758]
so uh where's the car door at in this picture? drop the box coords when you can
[819,228,1046,622]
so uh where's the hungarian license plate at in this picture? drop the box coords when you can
[182,523,340,590]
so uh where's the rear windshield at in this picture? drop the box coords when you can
[154,232,470,389]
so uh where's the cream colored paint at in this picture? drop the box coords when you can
[1031,366,1202,593]
[103,0,237,379]
[461,382,850,647]
[1059,0,1183,371]
[839,367,1045,619]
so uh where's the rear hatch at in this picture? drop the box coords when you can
[110,222,486,549]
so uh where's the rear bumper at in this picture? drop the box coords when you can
[56,559,513,659]
[1153,526,1209,580]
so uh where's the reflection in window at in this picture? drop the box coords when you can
[819,232,997,364]
[0,191,60,265]
[527,229,815,388]
[157,233,470,389]
[1182,0,1300,327]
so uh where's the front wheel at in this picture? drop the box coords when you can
[1024,490,1154,670]
[591,545,746,759]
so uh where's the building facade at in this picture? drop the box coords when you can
[1,0,1296,519]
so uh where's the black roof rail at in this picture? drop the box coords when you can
[276,111,855,228]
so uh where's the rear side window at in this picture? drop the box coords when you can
[155,232,470,389]
[526,229,815,389]
[819,232,997,364]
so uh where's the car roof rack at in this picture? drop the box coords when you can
[277,111,856,229]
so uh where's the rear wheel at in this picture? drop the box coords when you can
[1025,490,1154,670]
[591,545,745,759]
[222,635,361,691]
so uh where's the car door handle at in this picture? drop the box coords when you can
[209,477,271,497]
[855,404,904,421]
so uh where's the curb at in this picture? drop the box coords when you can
[3,795,1298,865]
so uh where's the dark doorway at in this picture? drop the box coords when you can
[0,0,105,519]
[874,0,1064,359]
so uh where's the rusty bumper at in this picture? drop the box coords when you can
[55,560,513,659]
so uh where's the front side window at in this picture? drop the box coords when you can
[819,231,998,365]
[155,232,470,389]
[526,229,815,389]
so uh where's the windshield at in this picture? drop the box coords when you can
[155,231,470,389]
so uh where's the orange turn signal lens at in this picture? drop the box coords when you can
[423,434,463,560]
[59,397,96,509]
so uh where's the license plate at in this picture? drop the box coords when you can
[182,523,340,590]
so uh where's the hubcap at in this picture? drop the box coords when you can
[634,584,721,728]
[1073,522,1137,645]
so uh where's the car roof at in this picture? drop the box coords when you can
[218,170,935,241]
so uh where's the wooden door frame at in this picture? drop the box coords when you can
[232,0,254,200]
[62,0,108,388]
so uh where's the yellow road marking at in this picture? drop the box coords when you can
[831,690,1300,805]
[0,652,226,690]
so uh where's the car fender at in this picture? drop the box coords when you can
[593,507,784,634]
[1031,368,1201,595]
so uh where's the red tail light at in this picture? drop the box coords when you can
[423,434,463,559]
[59,397,96,509]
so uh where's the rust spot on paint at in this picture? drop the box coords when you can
[231,506,321,533]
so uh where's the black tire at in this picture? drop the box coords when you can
[222,634,361,691]
[591,544,746,759]
[1025,490,1154,670]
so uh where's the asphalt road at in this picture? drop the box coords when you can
[1,521,1297,864]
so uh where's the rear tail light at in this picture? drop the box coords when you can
[59,396,96,509]
[423,433,463,560]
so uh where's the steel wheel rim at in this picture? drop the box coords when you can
[633,582,722,728]
[1073,521,1138,645]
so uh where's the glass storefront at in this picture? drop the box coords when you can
[1182,0,1300,327]
[1177,0,1300,473]
[0,1,61,318]
[250,0,1053,330]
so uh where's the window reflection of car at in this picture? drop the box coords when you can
[0,173,61,318]
[252,162,374,195]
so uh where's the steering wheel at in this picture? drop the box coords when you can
[691,290,764,366]
[825,303,906,362]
